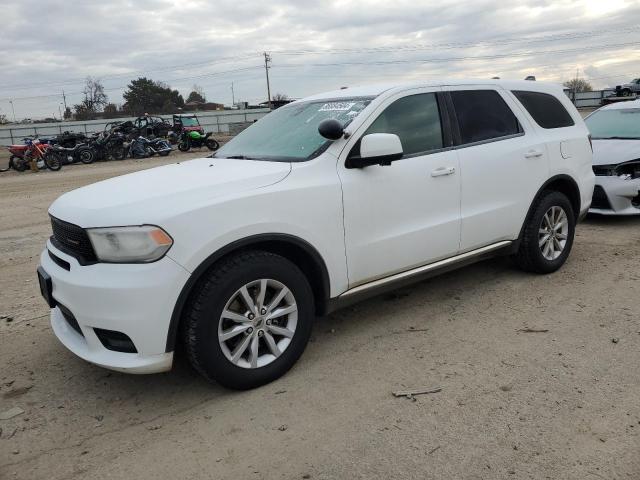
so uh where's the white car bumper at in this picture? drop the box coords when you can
[40,240,191,374]
[590,176,640,215]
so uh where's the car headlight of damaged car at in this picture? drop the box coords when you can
[87,225,173,263]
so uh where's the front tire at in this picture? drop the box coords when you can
[44,151,62,171]
[512,191,575,274]
[182,251,314,390]
[206,138,220,151]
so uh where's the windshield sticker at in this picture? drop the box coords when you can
[319,102,356,112]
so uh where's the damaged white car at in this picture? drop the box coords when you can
[585,100,640,215]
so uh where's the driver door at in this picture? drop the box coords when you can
[338,89,461,287]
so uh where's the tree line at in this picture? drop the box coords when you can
[69,77,211,120]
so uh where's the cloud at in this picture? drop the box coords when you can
[0,0,639,118]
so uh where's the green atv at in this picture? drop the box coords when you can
[177,130,220,152]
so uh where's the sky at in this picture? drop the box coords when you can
[0,0,639,120]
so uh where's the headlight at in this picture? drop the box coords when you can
[86,225,173,263]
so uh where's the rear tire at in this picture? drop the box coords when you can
[512,191,575,274]
[182,250,314,390]
[206,138,220,151]
[77,147,95,164]
[12,156,26,172]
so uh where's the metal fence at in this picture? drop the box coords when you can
[564,89,617,108]
[0,108,270,145]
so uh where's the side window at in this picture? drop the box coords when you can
[512,91,575,129]
[450,90,522,144]
[364,93,443,156]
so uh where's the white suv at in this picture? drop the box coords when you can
[37,80,594,389]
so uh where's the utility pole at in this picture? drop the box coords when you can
[263,52,272,109]
[9,100,16,123]
[62,90,67,111]
[231,82,235,106]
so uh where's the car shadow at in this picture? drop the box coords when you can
[582,212,640,226]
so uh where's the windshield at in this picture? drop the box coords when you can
[214,97,373,161]
[586,108,640,139]
[180,116,199,127]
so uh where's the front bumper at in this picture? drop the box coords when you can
[589,176,640,215]
[40,240,191,374]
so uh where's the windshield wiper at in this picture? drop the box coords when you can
[220,155,258,160]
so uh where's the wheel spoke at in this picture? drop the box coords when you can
[231,334,252,363]
[543,239,552,258]
[220,325,249,342]
[264,332,281,357]
[239,286,256,314]
[556,232,568,240]
[222,309,250,323]
[539,233,550,247]
[249,335,259,368]
[256,279,267,310]
[553,237,563,252]
[267,304,297,320]
[268,324,294,338]
[267,286,290,312]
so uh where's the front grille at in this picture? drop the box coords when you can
[50,216,96,263]
[591,185,612,210]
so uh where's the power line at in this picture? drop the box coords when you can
[271,41,640,69]
[0,53,264,91]
[273,25,640,56]
[0,65,264,102]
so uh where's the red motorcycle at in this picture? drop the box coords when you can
[6,138,59,172]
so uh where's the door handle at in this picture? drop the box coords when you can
[431,166,456,177]
[524,150,543,159]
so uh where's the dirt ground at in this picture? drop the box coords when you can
[0,151,639,480]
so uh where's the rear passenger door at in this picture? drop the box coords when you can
[446,86,550,251]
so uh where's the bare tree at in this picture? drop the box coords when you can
[186,84,206,104]
[82,77,108,112]
[563,78,593,93]
[272,93,290,101]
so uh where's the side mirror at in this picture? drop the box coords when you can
[347,133,403,168]
[318,119,344,140]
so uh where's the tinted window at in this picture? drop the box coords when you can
[450,90,522,144]
[365,93,443,155]
[512,90,575,129]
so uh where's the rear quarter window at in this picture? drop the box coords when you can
[512,91,575,129]
[450,90,522,145]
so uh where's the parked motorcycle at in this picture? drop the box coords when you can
[45,142,95,167]
[10,138,55,172]
[129,136,172,158]
[177,131,220,152]
[88,131,127,161]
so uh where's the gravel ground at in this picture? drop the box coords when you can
[0,152,639,480]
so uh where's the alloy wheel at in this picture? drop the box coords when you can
[218,279,298,369]
[538,206,569,260]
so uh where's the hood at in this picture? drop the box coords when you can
[592,139,640,166]
[49,157,291,227]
